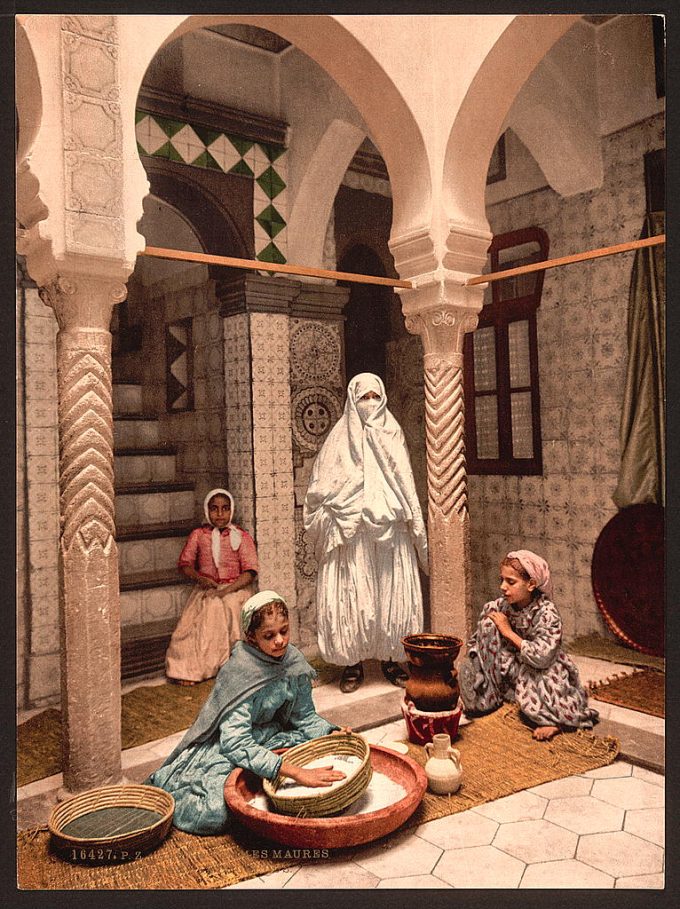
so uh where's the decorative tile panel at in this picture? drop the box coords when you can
[136,109,288,263]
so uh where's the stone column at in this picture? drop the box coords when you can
[400,283,482,642]
[40,273,128,796]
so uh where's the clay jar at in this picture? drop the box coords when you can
[401,633,463,712]
[424,733,462,794]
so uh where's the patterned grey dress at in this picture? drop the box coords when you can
[459,595,598,729]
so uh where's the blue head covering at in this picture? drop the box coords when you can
[158,595,314,768]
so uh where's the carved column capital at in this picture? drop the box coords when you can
[400,277,483,367]
[39,272,128,332]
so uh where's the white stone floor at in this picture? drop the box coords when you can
[16,654,665,890]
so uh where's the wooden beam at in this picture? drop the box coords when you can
[465,234,665,286]
[140,245,413,289]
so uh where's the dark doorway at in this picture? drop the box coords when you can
[338,245,391,385]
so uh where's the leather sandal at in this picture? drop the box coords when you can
[381,660,408,688]
[169,678,198,687]
[339,662,364,693]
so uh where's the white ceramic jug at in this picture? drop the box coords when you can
[424,733,462,794]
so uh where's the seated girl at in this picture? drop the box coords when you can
[166,488,258,685]
[147,591,346,835]
[458,549,598,741]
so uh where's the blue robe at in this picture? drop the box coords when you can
[147,673,336,834]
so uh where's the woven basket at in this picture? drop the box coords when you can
[263,733,372,818]
[48,784,174,863]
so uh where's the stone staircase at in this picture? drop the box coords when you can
[113,382,195,679]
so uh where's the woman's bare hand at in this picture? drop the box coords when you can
[283,764,346,788]
[331,726,353,735]
[197,575,218,589]
[488,611,512,636]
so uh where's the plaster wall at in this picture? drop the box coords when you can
[596,15,664,135]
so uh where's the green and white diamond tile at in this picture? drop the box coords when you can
[135,110,288,263]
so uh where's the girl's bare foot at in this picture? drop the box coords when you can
[533,725,560,741]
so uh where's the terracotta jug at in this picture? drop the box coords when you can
[402,633,463,711]
[424,733,462,795]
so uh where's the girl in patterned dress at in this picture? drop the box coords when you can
[458,550,598,741]
[165,488,258,685]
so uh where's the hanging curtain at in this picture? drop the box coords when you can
[613,212,665,508]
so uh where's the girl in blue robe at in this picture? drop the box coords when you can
[147,591,345,835]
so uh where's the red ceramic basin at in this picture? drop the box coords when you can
[224,744,427,849]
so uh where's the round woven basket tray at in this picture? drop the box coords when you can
[263,733,372,818]
[48,784,174,863]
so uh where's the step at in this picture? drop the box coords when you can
[115,483,196,527]
[121,620,177,680]
[114,450,177,485]
[112,383,143,415]
[120,575,191,627]
[113,415,160,448]
[118,527,193,575]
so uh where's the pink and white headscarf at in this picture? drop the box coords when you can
[507,549,553,600]
[204,488,242,570]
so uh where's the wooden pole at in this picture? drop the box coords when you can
[465,234,665,286]
[140,245,413,289]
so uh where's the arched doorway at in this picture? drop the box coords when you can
[338,245,391,384]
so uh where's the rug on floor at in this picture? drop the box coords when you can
[18,681,216,788]
[17,704,619,891]
[589,668,665,718]
[568,633,664,671]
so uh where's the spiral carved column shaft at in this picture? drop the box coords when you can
[405,305,480,641]
[41,276,126,795]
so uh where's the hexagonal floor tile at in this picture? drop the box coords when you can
[576,831,664,878]
[493,819,577,864]
[591,776,664,810]
[223,867,300,889]
[377,875,453,888]
[527,775,593,800]
[582,761,633,779]
[544,795,624,835]
[615,872,665,889]
[415,809,499,850]
[624,807,664,846]
[632,766,665,787]
[520,859,614,889]
[353,829,442,880]
[434,844,525,888]
[284,859,380,889]
[474,789,547,823]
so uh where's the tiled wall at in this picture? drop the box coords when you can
[289,318,346,652]
[391,113,664,643]
[19,280,61,708]
[136,110,288,264]
[251,314,297,616]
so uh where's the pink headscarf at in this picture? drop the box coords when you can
[507,550,553,600]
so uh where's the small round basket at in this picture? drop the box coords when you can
[48,784,174,864]
[263,733,372,818]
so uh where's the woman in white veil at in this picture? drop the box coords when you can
[303,373,428,692]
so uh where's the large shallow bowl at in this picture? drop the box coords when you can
[224,744,426,849]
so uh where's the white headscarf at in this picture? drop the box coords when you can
[507,549,554,600]
[204,488,242,571]
[303,373,427,565]
[241,590,286,635]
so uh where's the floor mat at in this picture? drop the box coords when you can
[18,681,216,788]
[568,633,664,671]
[17,704,618,890]
[589,668,665,718]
